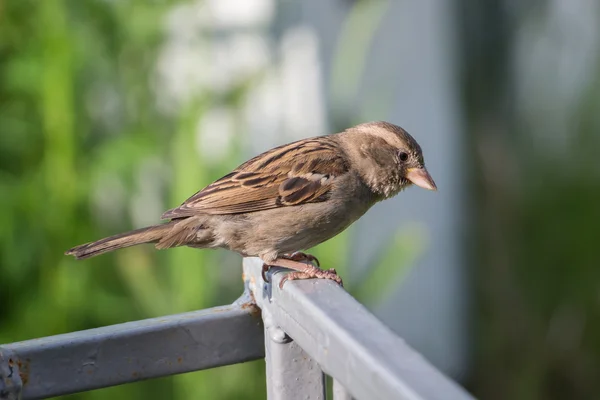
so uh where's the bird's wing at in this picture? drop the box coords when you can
[161,137,349,218]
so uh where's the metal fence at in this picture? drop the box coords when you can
[0,258,475,400]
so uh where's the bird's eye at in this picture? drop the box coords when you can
[398,152,409,162]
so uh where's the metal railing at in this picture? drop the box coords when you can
[0,258,475,400]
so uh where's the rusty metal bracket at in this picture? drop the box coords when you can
[0,347,22,400]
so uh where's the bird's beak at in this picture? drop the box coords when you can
[406,167,437,191]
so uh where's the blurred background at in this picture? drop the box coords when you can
[1,0,599,399]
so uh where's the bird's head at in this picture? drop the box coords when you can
[343,121,437,199]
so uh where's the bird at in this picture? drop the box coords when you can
[66,121,437,288]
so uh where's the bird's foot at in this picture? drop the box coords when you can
[280,252,320,267]
[279,265,342,289]
[262,257,342,289]
[262,252,320,283]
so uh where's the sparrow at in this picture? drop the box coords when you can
[66,121,437,288]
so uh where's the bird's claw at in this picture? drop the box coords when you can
[279,265,343,289]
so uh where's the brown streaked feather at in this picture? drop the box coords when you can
[65,222,176,259]
[161,137,349,218]
[156,218,209,249]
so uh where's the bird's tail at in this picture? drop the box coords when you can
[65,222,176,260]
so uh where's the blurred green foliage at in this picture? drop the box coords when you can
[0,1,414,399]
[0,0,267,398]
